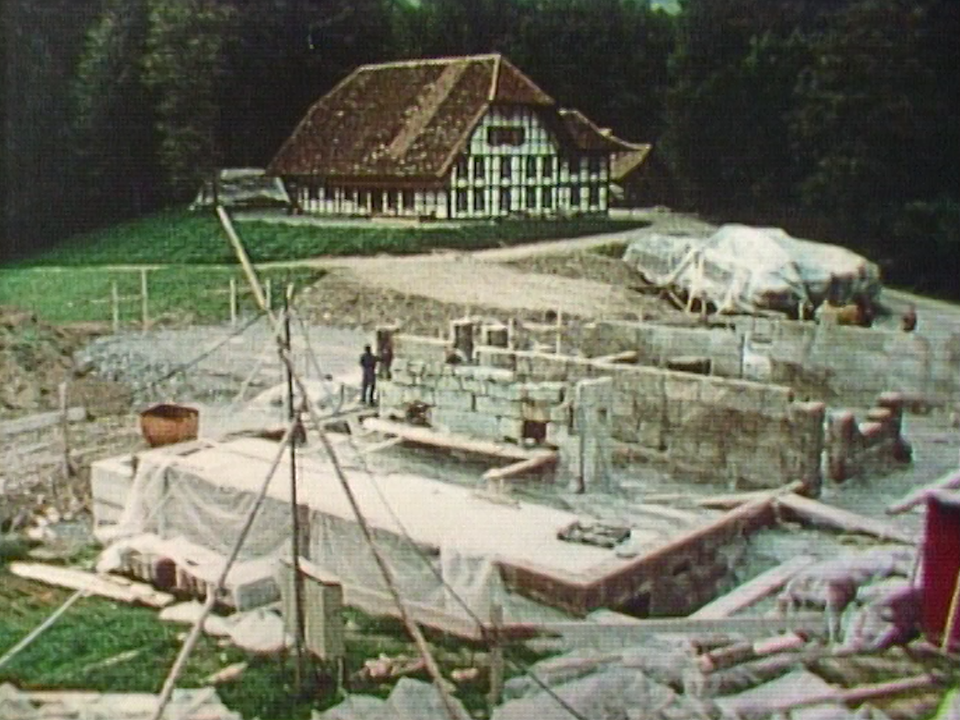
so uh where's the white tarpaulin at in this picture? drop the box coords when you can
[190,167,290,210]
[623,224,881,315]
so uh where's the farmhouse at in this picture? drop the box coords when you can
[267,54,649,220]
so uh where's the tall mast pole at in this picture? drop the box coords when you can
[285,287,307,690]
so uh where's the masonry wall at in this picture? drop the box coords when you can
[474,345,825,492]
[581,319,960,407]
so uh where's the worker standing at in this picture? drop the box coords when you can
[359,344,378,405]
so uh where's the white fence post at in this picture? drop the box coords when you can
[111,282,120,333]
[140,268,149,331]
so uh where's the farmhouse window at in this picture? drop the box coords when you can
[473,156,485,179]
[588,156,601,175]
[358,189,370,208]
[402,190,414,210]
[500,156,512,180]
[500,187,512,212]
[324,186,335,201]
[473,189,485,212]
[543,187,553,209]
[542,157,554,178]
[588,184,600,206]
[455,155,468,179]
[488,126,525,146]
[308,184,320,200]
[570,185,581,207]
[525,156,537,179]
[456,191,468,212]
[387,191,397,209]
[525,187,536,209]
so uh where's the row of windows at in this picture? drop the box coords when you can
[454,154,605,181]
[306,186,418,210]
[454,185,602,213]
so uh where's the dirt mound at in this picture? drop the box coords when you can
[0,307,80,416]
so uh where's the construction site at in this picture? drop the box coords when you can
[2,208,960,720]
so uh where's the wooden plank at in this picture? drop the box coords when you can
[9,562,174,608]
[482,452,558,481]
[0,407,87,436]
[532,612,826,646]
[887,470,960,515]
[363,417,554,463]
[776,493,917,545]
[691,555,818,619]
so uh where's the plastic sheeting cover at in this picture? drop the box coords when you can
[623,224,881,314]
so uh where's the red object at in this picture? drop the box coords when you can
[921,490,960,650]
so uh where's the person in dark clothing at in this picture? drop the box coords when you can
[359,345,378,404]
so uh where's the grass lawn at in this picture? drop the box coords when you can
[0,568,551,719]
[0,266,325,325]
[13,208,648,266]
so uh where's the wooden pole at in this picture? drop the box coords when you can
[140,268,149,331]
[111,282,120,333]
[57,382,74,486]
[940,566,960,653]
[229,278,237,327]
[265,279,272,312]
[284,290,308,690]
[487,603,504,708]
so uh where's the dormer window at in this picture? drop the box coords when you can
[488,127,525,146]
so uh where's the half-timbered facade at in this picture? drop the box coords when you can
[267,54,646,220]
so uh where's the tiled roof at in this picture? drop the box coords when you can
[611,144,653,181]
[268,54,557,181]
[556,109,643,154]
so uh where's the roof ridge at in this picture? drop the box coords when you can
[357,53,502,72]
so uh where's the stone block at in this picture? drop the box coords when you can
[476,347,517,371]
[487,381,525,401]
[433,409,500,439]
[611,391,634,417]
[635,420,662,448]
[498,417,524,442]
[663,374,701,403]
[523,381,566,404]
[434,374,462,391]
[527,352,570,381]
[475,395,522,418]
[521,400,550,423]
[434,389,474,411]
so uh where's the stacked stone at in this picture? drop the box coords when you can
[379,340,569,445]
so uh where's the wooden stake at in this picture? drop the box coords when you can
[58,382,74,485]
[229,277,237,326]
[487,603,504,708]
[555,309,563,355]
[140,268,149,330]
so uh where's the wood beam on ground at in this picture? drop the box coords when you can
[363,417,555,463]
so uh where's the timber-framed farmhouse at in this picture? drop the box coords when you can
[267,54,647,220]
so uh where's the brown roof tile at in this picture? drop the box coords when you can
[268,54,635,182]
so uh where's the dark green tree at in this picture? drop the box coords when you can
[790,0,959,293]
[662,0,817,211]
[73,0,159,221]
[142,0,236,198]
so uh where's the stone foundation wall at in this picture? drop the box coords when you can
[473,345,824,492]
[581,319,960,407]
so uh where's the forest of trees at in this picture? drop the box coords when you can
[2,0,957,297]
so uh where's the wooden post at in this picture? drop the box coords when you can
[265,279,272,312]
[487,603,504,708]
[57,382,73,489]
[140,268,149,331]
[111,282,120,333]
[229,277,237,326]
